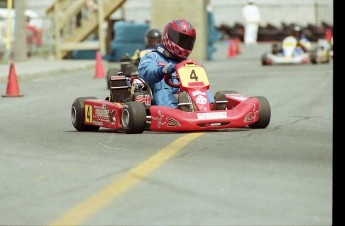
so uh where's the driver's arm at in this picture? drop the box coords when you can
[138,52,175,84]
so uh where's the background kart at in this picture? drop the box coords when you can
[309,38,331,64]
[106,55,138,89]
[72,60,271,134]
[106,49,154,89]
[261,36,310,65]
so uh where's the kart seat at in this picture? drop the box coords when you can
[109,75,130,103]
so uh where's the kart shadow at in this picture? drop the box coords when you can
[143,128,253,134]
[66,127,252,134]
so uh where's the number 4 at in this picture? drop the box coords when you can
[190,69,198,81]
[85,105,92,123]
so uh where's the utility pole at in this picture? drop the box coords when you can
[314,0,319,25]
[13,0,27,62]
[97,0,106,55]
[2,0,13,62]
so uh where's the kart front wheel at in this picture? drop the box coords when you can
[214,91,239,110]
[261,53,270,66]
[249,96,271,129]
[71,97,100,131]
[121,101,147,134]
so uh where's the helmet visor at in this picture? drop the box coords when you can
[168,27,195,51]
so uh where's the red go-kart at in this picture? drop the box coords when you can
[71,59,271,133]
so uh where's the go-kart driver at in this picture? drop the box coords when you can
[132,28,162,66]
[272,25,312,56]
[138,18,216,110]
[291,25,311,54]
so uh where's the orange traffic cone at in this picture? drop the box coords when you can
[2,62,23,97]
[228,39,237,58]
[94,51,105,79]
[325,27,332,42]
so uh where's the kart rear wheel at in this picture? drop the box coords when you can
[271,43,281,54]
[121,101,147,134]
[106,68,120,89]
[309,50,318,64]
[249,96,271,129]
[71,97,100,131]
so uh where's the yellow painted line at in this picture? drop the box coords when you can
[49,132,205,226]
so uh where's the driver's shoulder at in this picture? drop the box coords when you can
[144,50,170,62]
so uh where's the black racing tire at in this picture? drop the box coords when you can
[213,91,239,110]
[71,97,100,131]
[121,101,147,134]
[261,53,269,66]
[271,43,281,54]
[248,96,271,129]
[309,50,318,64]
[106,68,120,90]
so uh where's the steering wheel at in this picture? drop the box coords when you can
[163,74,180,88]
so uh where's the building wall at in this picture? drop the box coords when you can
[18,0,333,59]
[150,0,208,61]
[24,0,333,27]
[109,0,333,27]
[210,0,333,27]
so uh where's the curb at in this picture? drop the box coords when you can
[0,60,119,85]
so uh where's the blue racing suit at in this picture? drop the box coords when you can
[138,44,215,108]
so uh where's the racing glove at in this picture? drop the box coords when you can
[161,63,176,75]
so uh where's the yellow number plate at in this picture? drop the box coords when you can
[178,65,209,87]
[85,104,93,123]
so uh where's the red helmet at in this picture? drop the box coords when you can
[161,19,196,60]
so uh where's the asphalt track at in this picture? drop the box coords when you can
[0,42,333,225]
